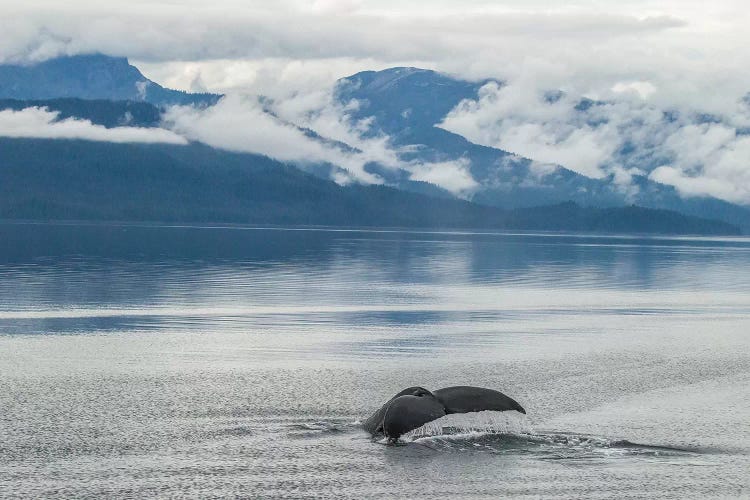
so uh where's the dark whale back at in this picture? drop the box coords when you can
[382,395,446,440]
[362,386,432,435]
[363,385,526,440]
[433,386,526,414]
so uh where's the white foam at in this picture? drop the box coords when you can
[403,410,531,440]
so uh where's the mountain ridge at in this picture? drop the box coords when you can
[0,55,746,234]
[0,54,220,107]
[334,67,750,231]
[0,137,738,235]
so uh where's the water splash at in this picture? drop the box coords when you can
[405,426,701,461]
[403,410,531,440]
[394,414,701,461]
[284,419,356,439]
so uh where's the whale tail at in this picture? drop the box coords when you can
[434,386,526,415]
[362,386,433,435]
[382,394,446,440]
[364,385,526,441]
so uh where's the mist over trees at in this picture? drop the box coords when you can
[0,137,739,235]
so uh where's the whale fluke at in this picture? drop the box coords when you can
[434,386,526,415]
[362,386,432,435]
[365,385,525,441]
[382,395,446,442]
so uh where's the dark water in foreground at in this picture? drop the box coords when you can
[0,223,749,498]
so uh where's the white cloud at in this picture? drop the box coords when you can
[163,94,479,194]
[1,1,743,118]
[612,81,657,99]
[0,2,686,65]
[136,57,434,98]
[438,81,621,179]
[2,1,744,115]
[439,76,750,204]
[163,95,384,184]
[2,0,750,203]
[0,107,187,144]
[650,125,750,203]
[408,158,478,193]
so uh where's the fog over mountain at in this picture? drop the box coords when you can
[0,136,739,235]
[5,1,749,114]
[161,63,750,229]
[0,0,749,232]
[0,53,748,233]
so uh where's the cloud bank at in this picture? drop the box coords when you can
[2,1,749,203]
[165,94,478,195]
[439,79,750,204]
[4,1,749,117]
[0,100,478,196]
[0,107,188,144]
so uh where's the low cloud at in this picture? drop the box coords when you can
[0,3,685,65]
[439,77,750,205]
[612,81,657,99]
[438,81,622,179]
[136,57,434,98]
[164,93,480,195]
[3,1,741,119]
[163,94,385,185]
[4,0,748,205]
[408,158,478,193]
[650,125,750,203]
[0,107,187,144]
[0,94,480,197]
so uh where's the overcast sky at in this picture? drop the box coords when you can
[2,1,748,109]
[3,1,750,203]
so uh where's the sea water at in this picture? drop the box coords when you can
[0,223,748,498]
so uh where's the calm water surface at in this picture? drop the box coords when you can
[1,223,749,498]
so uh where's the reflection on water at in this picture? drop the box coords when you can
[0,223,749,498]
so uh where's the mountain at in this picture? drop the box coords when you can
[0,137,738,234]
[0,56,743,234]
[0,54,220,107]
[333,68,750,231]
[334,67,613,206]
[336,67,497,138]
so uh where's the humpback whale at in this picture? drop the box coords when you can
[364,386,525,442]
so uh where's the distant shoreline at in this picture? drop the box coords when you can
[0,219,745,239]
